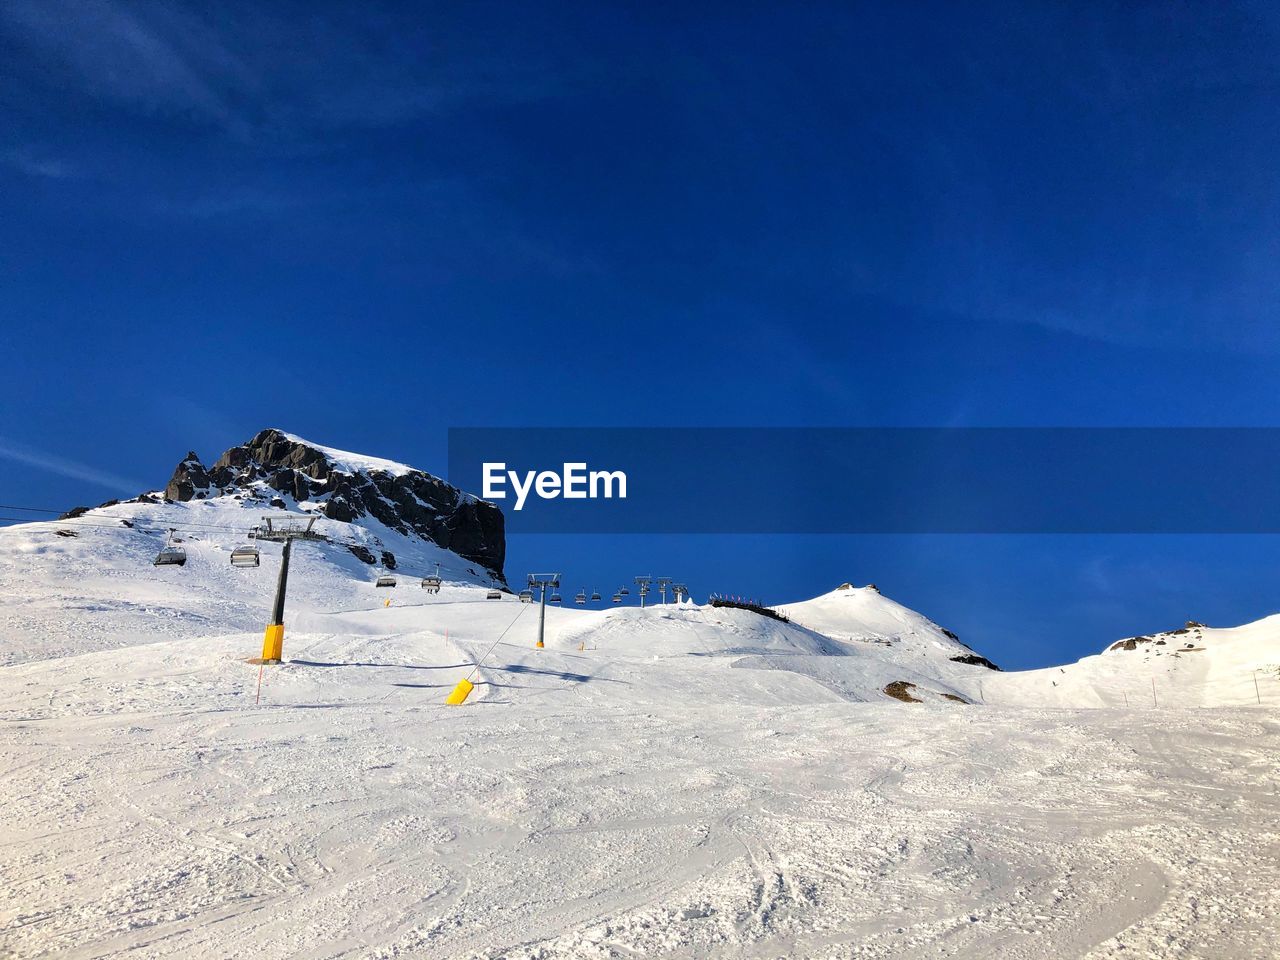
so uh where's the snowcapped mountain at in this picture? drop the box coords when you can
[966,613,1280,708]
[777,582,1000,668]
[0,430,510,665]
[151,428,504,581]
[2,428,1271,707]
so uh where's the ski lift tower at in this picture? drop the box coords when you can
[673,583,689,603]
[255,515,326,664]
[527,572,560,649]
[634,576,652,609]
[656,577,673,605]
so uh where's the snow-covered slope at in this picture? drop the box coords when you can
[0,429,511,666]
[2,548,1277,957]
[3,436,1278,958]
[779,582,996,664]
[964,615,1280,708]
[0,494,504,666]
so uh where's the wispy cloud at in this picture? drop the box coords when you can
[0,0,561,140]
[4,148,79,180]
[0,439,142,495]
[1,0,250,131]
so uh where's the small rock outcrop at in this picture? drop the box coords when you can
[949,652,1002,671]
[165,452,211,502]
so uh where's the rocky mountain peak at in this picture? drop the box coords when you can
[162,429,505,581]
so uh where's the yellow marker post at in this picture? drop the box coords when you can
[258,536,295,664]
[384,597,391,607]
[261,622,284,662]
[445,678,475,705]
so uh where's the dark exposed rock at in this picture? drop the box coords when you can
[1109,635,1153,652]
[59,506,90,520]
[949,653,1002,671]
[348,545,376,564]
[380,550,397,570]
[165,452,211,502]
[154,428,506,582]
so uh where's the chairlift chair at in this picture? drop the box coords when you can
[619,587,629,595]
[550,593,562,604]
[519,590,534,603]
[154,545,187,566]
[421,575,442,593]
[230,545,260,568]
[612,593,623,603]
[376,575,397,588]
[590,591,601,601]
[153,529,187,567]
[575,591,587,605]
[486,590,502,600]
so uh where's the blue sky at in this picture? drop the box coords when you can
[3,2,1280,668]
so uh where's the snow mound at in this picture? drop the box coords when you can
[777,583,986,664]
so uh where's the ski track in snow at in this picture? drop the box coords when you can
[1,509,1278,958]
[3,624,1277,959]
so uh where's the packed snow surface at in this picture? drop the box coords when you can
[2,512,1278,958]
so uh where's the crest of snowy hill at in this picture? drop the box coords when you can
[150,428,503,581]
[966,613,1280,708]
[776,583,1000,670]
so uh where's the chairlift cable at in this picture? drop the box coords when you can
[462,601,533,686]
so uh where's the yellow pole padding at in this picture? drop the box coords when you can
[261,623,285,662]
[445,678,474,705]
[384,597,391,607]
[536,639,544,648]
